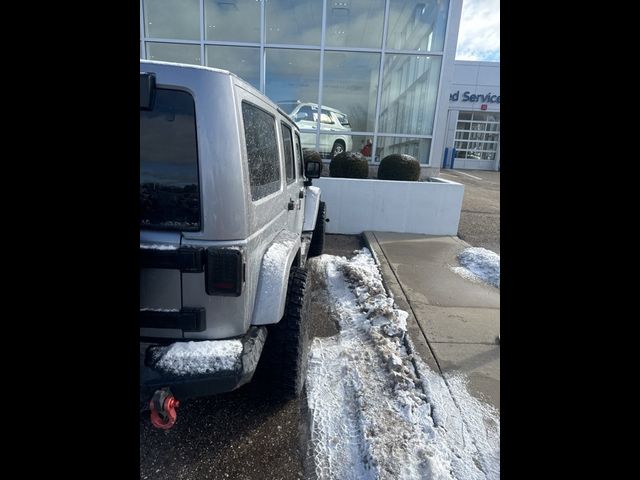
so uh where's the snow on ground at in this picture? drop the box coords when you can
[306,249,500,480]
[151,340,243,376]
[139,243,178,250]
[451,247,500,288]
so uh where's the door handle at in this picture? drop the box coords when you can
[298,189,304,199]
[288,199,295,211]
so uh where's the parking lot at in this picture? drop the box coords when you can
[440,169,500,253]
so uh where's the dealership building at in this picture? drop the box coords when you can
[140,0,500,174]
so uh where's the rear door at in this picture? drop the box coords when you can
[293,130,306,233]
[281,121,303,233]
[140,85,201,339]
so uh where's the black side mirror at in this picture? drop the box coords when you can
[305,159,322,179]
[140,72,156,110]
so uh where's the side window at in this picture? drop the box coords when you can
[298,105,313,120]
[241,101,281,201]
[281,123,295,184]
[320,109,334,124]
[294,132,304,179]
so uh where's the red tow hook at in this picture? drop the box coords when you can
[149,387,180,430]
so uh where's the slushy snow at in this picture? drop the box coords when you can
[451,247,500,288]
[152,340,243,375]
[306,249,500,480]
[139,243,178,250]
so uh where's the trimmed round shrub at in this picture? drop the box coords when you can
[377,154,421,181]
[303,149,323,176]
[330,152,369,179]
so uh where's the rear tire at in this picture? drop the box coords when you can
[330,141,345,158]
[261,266,310,399]
[308,201,326,257]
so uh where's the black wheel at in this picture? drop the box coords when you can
[261,266,310,399]
[308,201,326,257]
[330,141,345,158]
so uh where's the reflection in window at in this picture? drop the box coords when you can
[386,0,449,51]
[336,135,373,159]
[140,89,200,231]
[146,42,201,65]
[318,134,355,160]
[378,55,441,135]
[376,136,431,164]
[322,51,380,133]
[143,0,200,40]
[242,102,281,201]
[206,45,260,90]
[320,110,335,124]
[266,0,323,45]
[325,0,385,49]
[266,49,320,110]
[205,0,260,43]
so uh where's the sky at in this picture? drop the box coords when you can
[455,0,500,62]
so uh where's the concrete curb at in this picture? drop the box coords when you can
[361,231,440,374]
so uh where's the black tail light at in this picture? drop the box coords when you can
[205,248,244,296]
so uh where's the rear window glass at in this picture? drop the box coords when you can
[294,132,304,178]
[140,88,200,231]
[242,102,281,201]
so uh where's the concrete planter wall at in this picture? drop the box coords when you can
[315,177,464,235]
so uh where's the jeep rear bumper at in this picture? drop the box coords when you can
[140,326,267,401]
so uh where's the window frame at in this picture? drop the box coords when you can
[280,121,296,185]
[140,86,202,232]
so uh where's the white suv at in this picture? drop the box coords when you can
[289,103,353,158]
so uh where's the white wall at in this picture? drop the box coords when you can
[316,177,464,236]
[449,61,500,113]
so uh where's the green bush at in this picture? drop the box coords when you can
[377,154,421,181]
[303,149,323,176]
[329,152,369,179]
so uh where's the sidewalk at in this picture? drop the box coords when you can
[363,231,500,411]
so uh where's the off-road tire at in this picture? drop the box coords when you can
[261,266,310,399]
[308,201,326,257]
[330,141,345,158]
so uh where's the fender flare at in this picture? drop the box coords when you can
[302,186,322,232]
[251,231,301,326]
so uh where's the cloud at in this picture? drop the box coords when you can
[455,0,500,61]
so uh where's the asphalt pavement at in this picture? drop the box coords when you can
[440,169,500,254]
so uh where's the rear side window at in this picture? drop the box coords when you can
[294,132,304,178]
[140,89,200,231]
[281,123,295,184]
[242,102,281,201]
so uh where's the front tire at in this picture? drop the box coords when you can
[261,266,310,399]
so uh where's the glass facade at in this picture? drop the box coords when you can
[141,0,451,165]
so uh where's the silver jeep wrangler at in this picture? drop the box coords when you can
[140,60,326,429]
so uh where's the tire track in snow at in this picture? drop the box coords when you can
[305,251,500,480]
